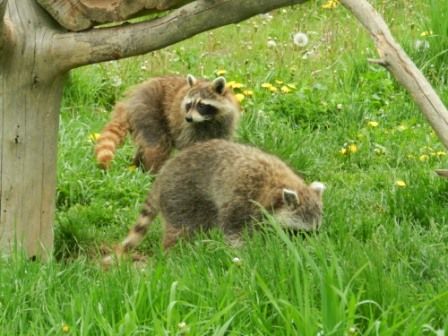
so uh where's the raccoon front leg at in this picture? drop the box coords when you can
[218,200,257,247]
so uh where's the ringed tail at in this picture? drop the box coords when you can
[95,103,129,169]
[102,199,158,268]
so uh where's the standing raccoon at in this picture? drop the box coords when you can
[107,140,325,261]
[95,75,241,173]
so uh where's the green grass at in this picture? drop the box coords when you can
[2,0,448,334]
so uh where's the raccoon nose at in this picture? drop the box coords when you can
[185,116,193,123]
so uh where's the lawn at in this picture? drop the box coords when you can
[1,0,448,334]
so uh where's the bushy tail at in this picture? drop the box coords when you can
[95,102,129,169]
[102,198,158,267]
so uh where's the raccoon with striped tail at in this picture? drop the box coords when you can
[103,140,325,265]
[95,75,241,173]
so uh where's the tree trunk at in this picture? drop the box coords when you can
[0,0,66,259]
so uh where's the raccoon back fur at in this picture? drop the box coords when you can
[95,75,241,173]
[108,139,325,260]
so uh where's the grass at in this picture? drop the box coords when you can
[2,0,448,334]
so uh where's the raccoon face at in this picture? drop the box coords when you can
[182,75,229,123]
[274,182,325,232]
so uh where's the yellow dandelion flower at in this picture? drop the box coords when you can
[226,80,236,88]
[436,151,447,157]
[281,85,292,93]
[322,0,339,9]
[419,154,429,162]
[348,144,358,153]
[62,324,70,333]
[235,93,245,102]
[128,164,137,172]
[243,89,254,96]
[275,80,284,85]
[261,82,273,89]
[420,30,433,37]
[395,180,407,188]
[226,81,244,89]
[268,86,278,93]
[89,133,101,142]
[339,147,347,155]
[367,121,379,128]
[215,69,227,76]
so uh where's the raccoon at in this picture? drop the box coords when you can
[106,139,325,261]
[95,75,241,173]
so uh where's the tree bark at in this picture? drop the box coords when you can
[1,0,66,259]
[340,0,448,150]
[36,0,193,31]
[0,0,8,49]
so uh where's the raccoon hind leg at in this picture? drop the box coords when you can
[133,142,172,173]
[162,221,189,250]
[132,117,173,173]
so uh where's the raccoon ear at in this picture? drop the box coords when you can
[282,188,300,208]
[187,74,197,87]
[310,181,326,196]
[212,76,226,94]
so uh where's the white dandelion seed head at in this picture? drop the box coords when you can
[232,257,242,264]
[293,32,309,47]
[414,39,429,51]
[267,39,277,48]
[111,76,122,87]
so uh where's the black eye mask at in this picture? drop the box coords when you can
[197,102,218,116]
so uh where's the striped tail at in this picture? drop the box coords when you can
[95,102,129,169]
[102,198,158,267]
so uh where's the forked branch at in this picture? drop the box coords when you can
[52,0,307,71]
[340,0,448,150]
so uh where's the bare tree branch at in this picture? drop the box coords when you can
[37,0,194,32]
[435,169,448,178]
[340,0,448,150]
[52,0,307,71]
[0,0,8,50]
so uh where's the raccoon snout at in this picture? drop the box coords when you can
[185,116,193,123]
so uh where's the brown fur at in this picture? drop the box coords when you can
[95,75,241,172]
[106,140,325,262]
